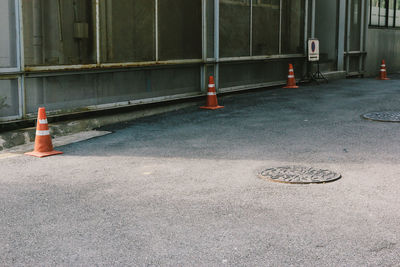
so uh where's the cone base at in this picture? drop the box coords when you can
[200,105,224,110]
[283,85,299,89]
[377,77,390,80]
[25,150,63,158]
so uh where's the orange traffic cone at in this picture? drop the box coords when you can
[378,60,389,80]
[200,76,224,110]
[25,107,63,158]
[283,64,299,89]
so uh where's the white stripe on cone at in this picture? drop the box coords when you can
[39,119,48,124]
[207,92,217,96]
[288,75,295,78]
[380,69,386,72]
[36,130,50,136]
[208,84,215,88]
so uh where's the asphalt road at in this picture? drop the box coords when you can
[1,76,400,266]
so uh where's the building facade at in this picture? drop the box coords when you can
[0,0,399,123]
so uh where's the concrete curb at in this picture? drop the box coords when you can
[0,102,197,151]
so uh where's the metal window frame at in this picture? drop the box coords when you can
[0,0,24,121]
[0,0,22,74]
[220,0,306,58]
[370,0,397,27]
[2,0,311,122]
[344,0,367,75]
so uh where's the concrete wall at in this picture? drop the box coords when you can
[365,28,400,76]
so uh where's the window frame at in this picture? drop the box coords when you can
[369,0,400,28]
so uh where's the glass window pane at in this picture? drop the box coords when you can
[370,0,379,26]
[396,0,400,26]
[252,0,280,55]
[0,0,17,68]
[100,0,155,63]
[158,0,202,60]
[281,0,305,54]
[315,0,338,71]
[206,0,215,58]
[389,0,395,26]
[0,79,19,118]
[379,0,387,26]
[350,0,361,51]
[22,0,96,66]
[220,0,251,57]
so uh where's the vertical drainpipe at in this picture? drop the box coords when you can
[278,0,282,54]
[304,0,309,78]
[359,0,365,74]
[250,0,253,56]
[346,0,351,73]
[311,0,315,38]
[16,0,25,118]
[32,0,43,65]
[304,0,309,51]
[201,0,206,92]
[337,0,346,71]
[214,0,219,91]
[155,0,159,62]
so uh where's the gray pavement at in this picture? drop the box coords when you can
[1,76,400,266]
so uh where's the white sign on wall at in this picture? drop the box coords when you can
[308,39,320,62]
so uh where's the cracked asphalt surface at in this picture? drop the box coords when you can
[1,76,400,266]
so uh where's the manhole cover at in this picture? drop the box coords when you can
[362,111,400,122]
[258,166,341,184]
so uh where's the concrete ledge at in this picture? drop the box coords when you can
[322,71,347,80]
[0,102,197,151]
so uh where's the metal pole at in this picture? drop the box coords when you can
[214,0,219,90]
[359,0,365,73]
[155,0,159,61]
[16,0,24,118]
[311,0,315,38]
[201,0,206,92]
[96,0,100,65]
[304,0,309,55]
[337,0,346,71]
[279,0,282,54]
[250,0,253,56]
[16,0,23,70]
[346,0,351,73]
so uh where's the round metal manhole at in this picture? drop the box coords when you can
[258,166,341,184]
[362,111,400,122]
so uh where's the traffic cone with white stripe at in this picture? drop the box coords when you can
[25,107,63,158]
[200,76,224,110]
[283,63,299,89]
[378,60,390,80]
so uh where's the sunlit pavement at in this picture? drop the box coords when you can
[1,76,400,266]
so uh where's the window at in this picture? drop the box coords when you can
[100,0,156,63]
[252,0,280,56]
[281,0,305,54]
[369,0,400,27]
[158,0,202,60]
[395,0,400,26]
[220,0,305,58]
[0,0,17,68]
[220,0,251,57]
[22,0,96,66]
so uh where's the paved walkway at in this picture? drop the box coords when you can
[1,76,400,266]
